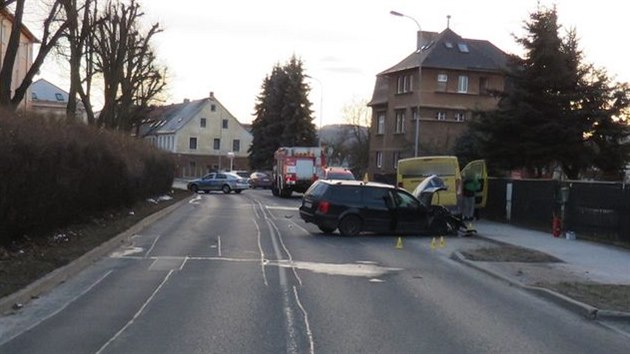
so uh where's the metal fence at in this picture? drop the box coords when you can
[484,178,630,244]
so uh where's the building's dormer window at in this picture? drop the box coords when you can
[444,42,454,49]
[457,43,469,53]
[55,93,64,101]
[421,41,435,51]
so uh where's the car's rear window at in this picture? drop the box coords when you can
[327,172,355,180]
[305,181,327,197]
[328,185,362,203]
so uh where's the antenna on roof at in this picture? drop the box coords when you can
[447,15,451,29]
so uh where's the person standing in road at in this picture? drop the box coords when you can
[462,172,481,231]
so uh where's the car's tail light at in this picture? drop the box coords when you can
[286,174,296,184]
[456,179,462,196]
[318,201,330,214]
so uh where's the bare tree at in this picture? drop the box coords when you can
[341,98,371,177]
[0,0,70,110]
[59,0,98,123]
[92,0,166,131]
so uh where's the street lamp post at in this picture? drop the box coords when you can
[227,151,235,171]
[306,75,324,144]
[390,10,422,157]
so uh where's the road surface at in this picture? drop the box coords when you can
[1,189,628,353]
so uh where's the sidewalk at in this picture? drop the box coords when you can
[474,220,630,285]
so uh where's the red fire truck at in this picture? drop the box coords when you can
[272,147,325,198]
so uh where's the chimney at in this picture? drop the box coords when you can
[416,30,423,50]
[183,98,190,103]
[209,91,214,99]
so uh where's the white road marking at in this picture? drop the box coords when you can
[266,206,299,211]
[144,235,161,258]
[252,217,269,286]
[110,247,144,258]
[293,286,315,354]
[217,236,222,257]
[0,270,113,347]
[179,256,189,271]
[270,221,303,286]
[188,195,202,204]
[96,270,174,354]
[369,278,385,283]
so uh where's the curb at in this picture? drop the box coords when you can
[450,251,630,321]
[0,196,191,315]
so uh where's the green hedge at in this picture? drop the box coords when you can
[0,110,175,244]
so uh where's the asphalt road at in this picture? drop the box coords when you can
[1,189,628,353]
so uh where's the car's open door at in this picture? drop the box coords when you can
[461,159,488,208]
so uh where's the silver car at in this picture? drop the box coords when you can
[187,172,250,194]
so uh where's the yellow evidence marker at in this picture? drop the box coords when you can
[396,237,403,249]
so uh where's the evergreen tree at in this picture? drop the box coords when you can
[469,6,630,179]
[249,56,317,170]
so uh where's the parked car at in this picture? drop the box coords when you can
[299,179,463,236]
[318,166,356,180]
[249,171,272,189]
[187,172,250,194]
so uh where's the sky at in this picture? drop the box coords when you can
[39,0,630,126]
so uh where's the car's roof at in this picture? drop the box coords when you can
[318,179,393,189]
[325,166,351,172]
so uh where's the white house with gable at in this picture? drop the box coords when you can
[141,92,253,178]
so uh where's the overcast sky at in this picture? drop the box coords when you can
[40,0,630,126]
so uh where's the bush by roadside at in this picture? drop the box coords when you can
[0,110,175,245]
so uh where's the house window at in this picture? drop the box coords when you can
[458,75,469,93]
[436,112,447,121]
[377,112,385,134]
[32,92,38,100]
[479,77,489,95]
[393,151,401,169]
[233,139,240,152]
[200,118,206,128]
[396,74,413,94]
[211,104,216,112]
[55,93,64,101]
[457,43,469,53]
[395,110,405,133]
[376,151,383,169]
[222,119,228,129]
[189,137,197,150]
[437,74,448,92]
[455,112,466,122]
[213,138,221,150]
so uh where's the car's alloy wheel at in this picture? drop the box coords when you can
[222,185,231,194]
[338,215,362,236]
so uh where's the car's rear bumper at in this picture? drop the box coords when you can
[299,208,337,229]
